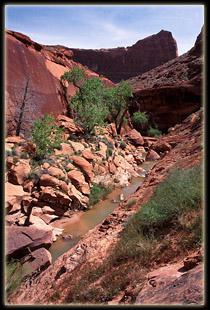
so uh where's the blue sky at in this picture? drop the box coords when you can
[5,4,204,56]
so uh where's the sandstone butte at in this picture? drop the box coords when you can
[128,27,203,133]
[70,30,178,83]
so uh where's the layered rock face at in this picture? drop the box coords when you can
[5,30,114,127]
[128,27,203,133]
[70,30,178,83]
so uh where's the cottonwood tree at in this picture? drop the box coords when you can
[6,76,43,137]
[61,68,134,135]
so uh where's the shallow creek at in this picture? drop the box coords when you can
[49,161,155,262]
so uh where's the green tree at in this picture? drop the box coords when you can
[70,77,109,133]
[61,68,133,135]
[60,67,86,88]
[104,80,134,134]
[31,113,64,159]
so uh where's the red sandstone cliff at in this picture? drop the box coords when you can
[70,30,178,83]
[128,27,203,133]
[5,30,114,129]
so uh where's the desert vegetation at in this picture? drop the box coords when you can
[64,162,202,304]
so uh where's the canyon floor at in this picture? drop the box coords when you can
[6,108,204,305]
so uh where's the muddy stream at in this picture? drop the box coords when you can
[49,161,155,262]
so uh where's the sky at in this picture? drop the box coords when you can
[5,4,204,56]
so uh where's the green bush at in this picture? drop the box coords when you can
[131,111,148,126]
[20,153,29,159]
[88,183,112,207]
[119,141,126,150]
[6,259,24,297]
[31,113,64,159]
[132,163,202,236]
[109,162,202,266]
[106,147,113,159]
[147,125,162,138]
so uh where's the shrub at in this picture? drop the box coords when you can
[126,197,137,207]
[31,113,64,159]
[131,112,148,126]
[147,125,162,138]
[88,183,112,207]
[132,163,202,236]
[20,153,29,159]
[106,147,113,159]
[6,259,24,297]
[119,141,126,150]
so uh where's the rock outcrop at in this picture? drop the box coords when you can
[70,30,178,82]
[128,27,203,133]
[135,260,203,305]
[6,226,54,259]
[5,30,114,135]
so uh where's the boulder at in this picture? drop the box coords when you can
[151,140,172,154]
[5,182,30,214]
[54,142,74,155]
[96,142,107,159]
[21,248,52,277]
[108,162,117,175]
[133,153,144,165]
[39,186,72,207]
[40,213,59,225]
[59,180,69,195]
[28,215,53,229]
[6,136,24,145]
[56,115,84,134]
[145,149,161,161]
[39,173,60,188]
[6,156,13,169]
[6,211,22,226]
[62,234,73,240]
[42,206,55,215]
[93,163,106,175]
[31,206,43,217]
[6,196,23,214]
[69,140,85,153]
[23,179,34,193]
[6,226,54,259]
[8,159,31,185]
[48,166,66,179]
[67,169,90,195]
[82,149,95,162]
[124,129,144,146]
[70,155,93,183]
[68,183,89,208]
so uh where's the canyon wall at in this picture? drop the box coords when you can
[5,30,114,129]
[128,28,203,132]
[70,30,178,83]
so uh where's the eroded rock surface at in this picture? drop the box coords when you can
[135,262,204,305]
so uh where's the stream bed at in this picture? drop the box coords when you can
[49,161,155,262]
